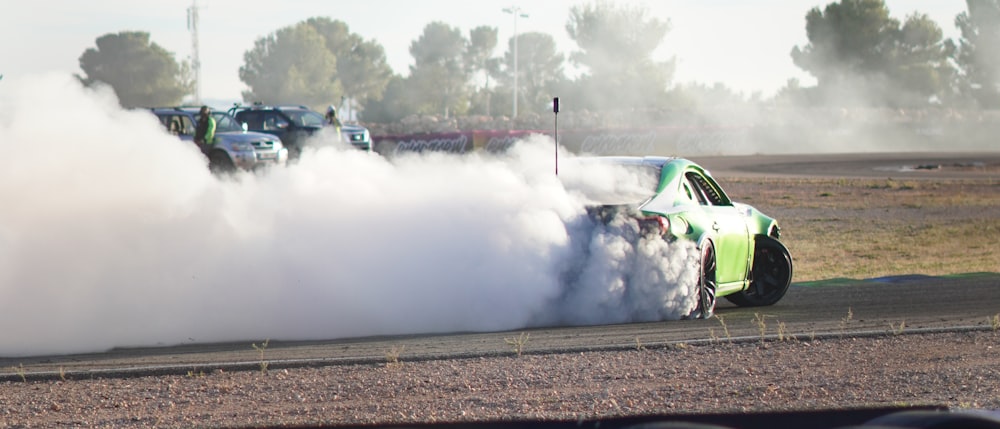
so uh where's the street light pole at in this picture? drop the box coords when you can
[503,6,528,119]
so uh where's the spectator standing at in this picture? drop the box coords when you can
[194,105,216,154]
[326,105,342,142]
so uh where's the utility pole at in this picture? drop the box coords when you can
[187,0,202,104]
[502,6,528,119]
[553,97,559,175]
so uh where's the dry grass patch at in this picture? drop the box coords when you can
[723,178,1000,281]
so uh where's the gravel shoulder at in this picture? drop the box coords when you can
[3,331,999,428]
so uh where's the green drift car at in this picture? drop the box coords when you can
[575,156,793,319]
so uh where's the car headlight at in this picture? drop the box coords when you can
[272,140,284,150]
[345,131,370,142]
[231,141,254,151]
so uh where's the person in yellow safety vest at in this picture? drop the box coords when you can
[194,105,216,155]
[326,105,343,142]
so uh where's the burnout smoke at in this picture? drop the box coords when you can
[546,212,700,326]
[0,75,699,357]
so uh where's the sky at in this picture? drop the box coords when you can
[1,0,967,103]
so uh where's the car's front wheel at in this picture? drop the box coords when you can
[208,151,235,174]
[725,236,792,307]
[691,242,717,319]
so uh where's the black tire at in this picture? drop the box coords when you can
[725,236,792,307]
[692,242,718,319]
[208,151,236,174]
[866,410,1000,429]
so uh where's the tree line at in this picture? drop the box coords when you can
[75,0,1000,123]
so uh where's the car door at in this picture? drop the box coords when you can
[685,170,751,286]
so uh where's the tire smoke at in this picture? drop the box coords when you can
[0,75,698,357]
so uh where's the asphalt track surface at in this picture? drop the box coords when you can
[4,152,1000,381]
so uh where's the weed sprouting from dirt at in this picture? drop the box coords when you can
[840,308,854,334]
[385,346,405,367]
[753,313,768,343]
[777,321,790,341]
[12,364,26,382]
[716,315,732,343]
[504,332,530,357]
[890,320,907,335]
[252,339,270,374]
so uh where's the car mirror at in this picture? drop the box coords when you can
[275,120,289,129]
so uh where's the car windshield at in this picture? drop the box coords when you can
[283,109,326,127]
[211,112,243,132]
[560,161,662,206]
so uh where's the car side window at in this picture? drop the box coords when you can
[178,116,195,135]
[686,172,727,206]
[238,111,263,130]
[681,181,700,204]
[686,174,710,205]
[262,112,288,130]
[160,114,192,136]
[157,115,173,133]
[212,113,241,132]
[274,115,290,129]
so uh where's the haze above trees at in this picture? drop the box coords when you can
[74,0,1000,120]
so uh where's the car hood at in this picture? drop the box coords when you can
[341,124,366,133]
[218,131,281,143]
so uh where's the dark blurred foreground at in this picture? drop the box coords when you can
[297,407,1000,429]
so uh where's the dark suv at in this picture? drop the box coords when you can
[151,107,288,172]
[228,104,372,156]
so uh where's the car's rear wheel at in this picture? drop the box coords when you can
[692,242,717,319]
[725,236,792,307]
[208,151,235,174]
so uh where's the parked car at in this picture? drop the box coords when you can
[228,104,372,157]
[151,107,288,172]
[569,156,793,319]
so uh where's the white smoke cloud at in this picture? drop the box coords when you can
[0,74,699,357]
[543,210,699,326]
